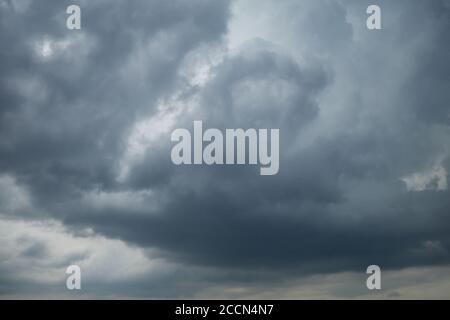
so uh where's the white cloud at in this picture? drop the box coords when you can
[0,217,175,296]
[402,164,448,192]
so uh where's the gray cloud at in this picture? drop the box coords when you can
[1,0,450,298]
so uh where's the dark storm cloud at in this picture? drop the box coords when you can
[65,10,450,274]
[1,0,450,297]
[0,0,230,206]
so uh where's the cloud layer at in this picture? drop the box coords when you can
[1,0,450,298]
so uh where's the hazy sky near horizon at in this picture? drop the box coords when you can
[1,0,450,298]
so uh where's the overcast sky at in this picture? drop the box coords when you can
[1,0,450,299]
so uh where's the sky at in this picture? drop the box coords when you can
[1,0,450,299]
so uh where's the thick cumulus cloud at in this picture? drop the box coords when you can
[1,0,450,298]
[0,0,230,207]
